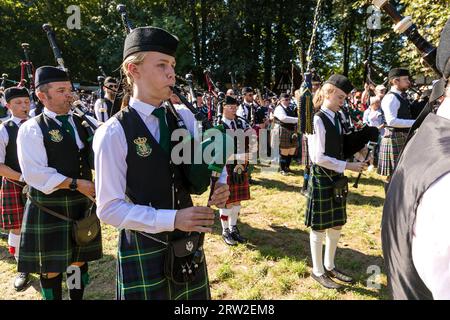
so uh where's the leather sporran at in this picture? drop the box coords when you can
[164,233,201,285]
[72,203,100,246]
[332,176,349,203]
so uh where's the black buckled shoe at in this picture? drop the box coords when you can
[14,272,30,292]
[311,273,342,290]
[230,226,247,244]
[222,228,237,246]
[326,268,354,283]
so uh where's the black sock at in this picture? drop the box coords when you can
[279,156,287,171]
[40,273,63,300]
[67,263,89,300]
[286,155,292,169]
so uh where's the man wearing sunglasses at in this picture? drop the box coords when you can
[94,76,119,122]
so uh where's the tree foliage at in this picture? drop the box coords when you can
[0,0,448,91]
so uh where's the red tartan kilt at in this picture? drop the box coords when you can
[226,166,250,204]
[0,178,25,230]
[253,125,261,138]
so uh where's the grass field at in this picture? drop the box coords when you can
[0,163,389,300]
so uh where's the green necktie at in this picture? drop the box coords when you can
[334,114,340,133]
[152,107,170,154]
[55,115,76,140]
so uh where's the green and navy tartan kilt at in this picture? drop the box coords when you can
[18,188,102,274]
[301,135,311,166]
[0,178,25,230]
[275,124,298,149]
[117,229,210,300]
[225,165,250,204]
[304,165,347,231]
[377,130,408,177]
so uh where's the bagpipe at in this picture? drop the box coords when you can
[41,23,98,135]
[373,0,440,76]
[294,0,324,135]
[204,70,225,125]
[19,43,41,110]
[0,73,21,89]
[116,3,234,284]
[97,75,106,122]
[373,0,442,157]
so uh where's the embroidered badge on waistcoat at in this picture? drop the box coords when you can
[134,137,152,157]
[48,129,63,143]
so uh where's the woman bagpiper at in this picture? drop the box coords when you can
[305,75,368,289]
[93,26,230,300]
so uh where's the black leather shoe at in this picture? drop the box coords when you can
[230,226,247,244]
[14,272,30,291]
[311,273,342,290]
[280,170,288,176]
[222,229,237,246]
[0,231,8,240]
[326,268,354,283]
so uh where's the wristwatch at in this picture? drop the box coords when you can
[69,178,78,191]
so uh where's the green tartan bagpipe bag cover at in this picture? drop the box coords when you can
[164,233,201,285]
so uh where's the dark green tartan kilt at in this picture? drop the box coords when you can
[117,229,210,300]
[304,165,347,231]
[377,130,408,177]
[276,124,298,149]
[18,188,102,274]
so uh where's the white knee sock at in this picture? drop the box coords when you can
[324,228,341,271]
[310,230,326,276]
[229,205,241,228]
[8,232,21,262]
[219,208,232,232]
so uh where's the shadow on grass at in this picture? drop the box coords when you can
[215,221,387,299]
[346,192,385,207]
[348,175,385,188]
[254,177,301,192]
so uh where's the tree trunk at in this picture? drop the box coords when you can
[190,0,201,68]
[200,0,207,67]
[263,19,273,88]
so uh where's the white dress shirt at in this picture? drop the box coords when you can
[307,106,346,173]
[274,105,298,124]
[0,116,26,163]
[93,97,226,234]
[412,97,450,299]
[17,108,96,195]
[381,87,415,128]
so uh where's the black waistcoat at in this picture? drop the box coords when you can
[316,111,344,161]
[382,113,450,300]
[4,120,21,173]
[221,117,249,169]
[389,92,413,120]
[103,99,113,117]
[115,106,193,214]
[241,103,253,123]
[34,113,92,197]
[274,105,297,130]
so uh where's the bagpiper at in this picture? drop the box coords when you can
[0,87,30,291]
[17,66,102,300]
